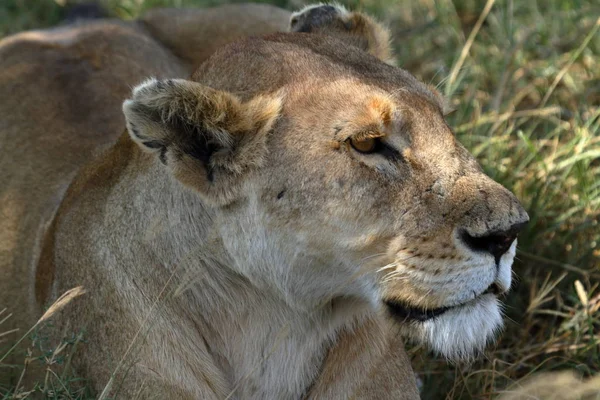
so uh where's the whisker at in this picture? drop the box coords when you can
[359,252,388,263]
[383,270,410,283]
[380,254,420,275]
[377,262,398,273]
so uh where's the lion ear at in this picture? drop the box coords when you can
[122,78,281,205]
[290,4,395,65]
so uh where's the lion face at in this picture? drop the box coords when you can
[123,10,527,361]
[230,79,527,360]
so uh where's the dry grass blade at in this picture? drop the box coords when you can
[526,273,567,314]
[454,106,562,133]
[574,280,589,307]
[0,286,86,364]
[539,17,600,108]
[38,286,86,324]
[446,0,496,92]
[0,311,13,327]
[0,328,20,338]
[47,368,75,400]
[13,351,31,398]
[97,270,176,400]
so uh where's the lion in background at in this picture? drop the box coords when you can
[1,3,531,399]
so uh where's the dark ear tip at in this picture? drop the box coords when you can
[290,4,347,33]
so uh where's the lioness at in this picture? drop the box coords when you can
[0,3,528,399]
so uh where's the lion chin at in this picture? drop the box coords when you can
[403,294,503,361]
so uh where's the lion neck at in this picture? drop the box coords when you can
[84,143,374,396]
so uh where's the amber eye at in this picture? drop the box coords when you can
[349,137,378,154]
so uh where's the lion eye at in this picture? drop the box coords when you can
[349,137,378,154]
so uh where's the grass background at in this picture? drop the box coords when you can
[0,0,599,398]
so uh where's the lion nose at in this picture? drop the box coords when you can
[461,221,528,263]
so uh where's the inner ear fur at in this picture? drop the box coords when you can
[122,78,281,203]
[290,4,395,65]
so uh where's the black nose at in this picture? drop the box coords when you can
[461,222,528,263]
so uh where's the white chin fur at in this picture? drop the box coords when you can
[403,295,503,361]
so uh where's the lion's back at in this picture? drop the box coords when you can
[0,17,182,324]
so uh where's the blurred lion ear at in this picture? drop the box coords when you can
[122,78,282,205]
[290,4,395,65]
[426,84,454,116]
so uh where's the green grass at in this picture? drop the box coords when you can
[1,0,599,398]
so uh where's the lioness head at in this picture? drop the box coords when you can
[122,4,528,360]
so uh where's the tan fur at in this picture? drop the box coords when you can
[1,3,528,399]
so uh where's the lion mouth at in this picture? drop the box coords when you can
[385,283,501,322]
[384,300,450,322]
